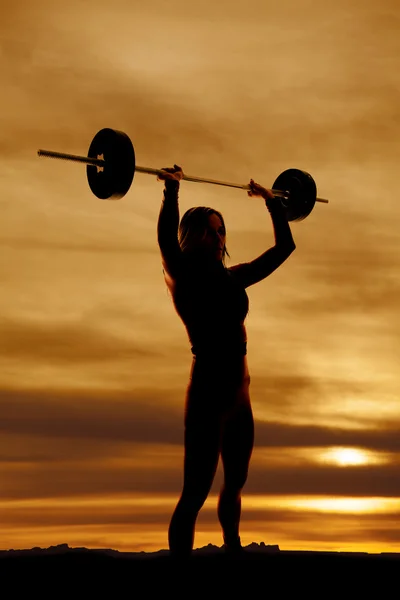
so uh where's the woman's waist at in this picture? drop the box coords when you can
[190,341,247,357]
[189,352,250,383]
[188,324,247,357]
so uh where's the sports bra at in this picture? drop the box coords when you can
[170,256,249,356]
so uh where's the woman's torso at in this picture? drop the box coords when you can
[170,256,249,353]
[167,256,251,400]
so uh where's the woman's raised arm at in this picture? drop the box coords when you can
[228,180,296,288]
[157,165,184,280]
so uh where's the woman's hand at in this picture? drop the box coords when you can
[157,164,184,182]
[247,179,274,201]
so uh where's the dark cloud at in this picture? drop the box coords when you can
[2,389,400,499]
[249,370,396,429]
[0,388,182,445]
[245,463,400,497]
[255,419,400,453]
[2,454,400,500]
[0,317,159,363]
[0,237,157,254]
[366,528,400,544]
[0,464,175,501]
[249,372,321,416]
[3,503,400,534]
[1,387,399,452]
[0,434,121,464]
[1,505,174,528]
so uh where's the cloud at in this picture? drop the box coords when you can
[3,0,399,179]
[2,0,400,553]
[1,387,399,450]
[250,370,399,427]
[0,388,182,444]
[2,501,399,532]
[255,420,400,453]
[0,236,157,255]
[1,387,400,500]
[0,316,158,363]
[2,497,400,551]
[245,463,400,497]
[4,460,396,499]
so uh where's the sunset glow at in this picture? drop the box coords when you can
[318,447,386,467]
[2,493,400,553]
[1,0,400,555]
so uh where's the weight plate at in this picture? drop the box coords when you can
[272,169,317,221]
[87,128,135,200]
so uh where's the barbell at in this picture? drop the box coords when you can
[37,127,329,222]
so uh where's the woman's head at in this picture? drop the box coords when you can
[178,207,230,264]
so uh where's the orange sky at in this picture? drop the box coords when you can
[1,0,400,553]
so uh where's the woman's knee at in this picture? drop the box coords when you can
[179,488,209,513]
[223,468,249,494]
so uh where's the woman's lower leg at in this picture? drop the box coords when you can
[217,485,242,547]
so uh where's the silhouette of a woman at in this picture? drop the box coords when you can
[157,165,295,557]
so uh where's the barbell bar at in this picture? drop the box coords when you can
[37,128,329,222]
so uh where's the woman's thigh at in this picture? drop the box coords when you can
[182,386,222,495]
[220,397,254,489]
[182,358,252,492]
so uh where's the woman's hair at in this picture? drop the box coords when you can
[178,206,230,265]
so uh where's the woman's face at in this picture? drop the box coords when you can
[201,213,226,261]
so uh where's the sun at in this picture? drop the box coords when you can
[321,447,370,466]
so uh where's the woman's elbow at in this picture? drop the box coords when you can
[287,241,296,259]
[279,240,296,258]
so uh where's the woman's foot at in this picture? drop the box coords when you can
[223,535,246,556]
